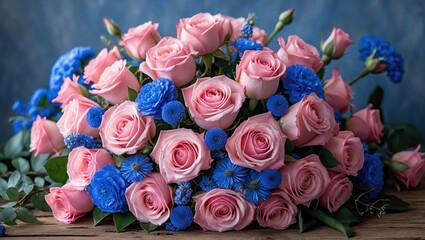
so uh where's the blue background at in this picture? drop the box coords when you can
[0,0,424,143]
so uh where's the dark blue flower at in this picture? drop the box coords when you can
[86,106,104,128]
[12,100,28,116]
[204,128,227,151]
[355,152,384,202]
[169,206,193,231]
[87,165,128,213]
[12,119,31,133]
[237,169,271,204]
[259,169,282,190]
[241,24,253,38]
[283,65,325,104]
[161,100,185,126]
[165,221,180,231]
[289,153,301,160]
[120,154,153,184]
[231,38,263,61]
[29,88,50,107]
[212,158,247,189]
[0,224,5,236]
[174,182,193,206]
[199,176,218,192]
[334,110,343,124]
[211,150,228,160]
[135,78,178,120]
[266,95,289,117]
[64,132,100,149]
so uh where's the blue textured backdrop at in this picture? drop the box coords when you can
[0,0,424,143]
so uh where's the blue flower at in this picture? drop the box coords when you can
[165,221,180,231]
[211,150,228,160]
[241,24,253,38]
[212,158,247,189]
[12,100,28,116]
[12,119,31,133]
[237,169,271,204]
[120,155,153,184]
[135,78,178,120]
[204,128,227,151]
[169,206,193,231]
[199,176,218,192]
[86,106,104,128]
[0,224,5,236]
[355,152,384,202]
[174,182,193,206]
[231,38,263,61]
[64,132,100,149]
[289,153,301,160]
[334,110,343,124]
[259,169,282,190]
[29,88,50,107]
[87,165,128,213]
[161,100,185,126]
[266,95,289,117]
[283,65,325,104]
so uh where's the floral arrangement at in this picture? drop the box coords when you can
[0,8,424,237]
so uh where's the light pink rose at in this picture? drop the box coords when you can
[125,173,173,225]
[228,17,267,45]
[84,46,121,84]
[90,60,140,104]
[45,183,94,224]
[236,49,286,99]
[256,190,297,230]
[177,12,223,55]
[319,171,353,213]
[214,14,233,45]
[150,128,212,183]
[56,97,100,137]
[182,75,246,129]
[345,104,384,143]
[67,147,115,190]
[139,37,196,87]
[324,67,354,114]
[277,35,323,72]
[193,188,255,232]
[120,21,161,60]
[226,112,286,171]
[52,75,86,108]
[279,93,339,147]
[324,131,364,176]
[280,154,330,206]
[99,101,156,155]
[30,116,65,156]
[392,145,425,190]
[322,28,353,59]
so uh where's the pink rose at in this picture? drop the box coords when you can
[150,128,212,183]
[228,17,267,45]
[67,147,115,190]
[256,190,297,230]
[99,101,156,155]
[125,173,173,225]
[120,21,161,60]
[236,49,286,99]
[319,171,353,213]
[90,60,140,104]
[324,131,364,176]
[177,12,223,55]
[56,97,99,137]
[277,35,323,72]
[139,37,196,87]
[193,189,255,232]
[324,67,354,114]
[84,46,121,84]
[345,104,384,143]
[30,116,65,156]
[280,154,330,206]
[226,112,287,171]
[182,75,246,129]
[322,28,353,58]
[52,75,86,108]
[279,93,339,147]
[214,14,233,45]
[392,145,425,190]
[45,183,94,224]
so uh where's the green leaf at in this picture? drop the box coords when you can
[368,86,384,109]
[16,175,34,194]
[6,187,20,201]
[285,139,294,153]
[31,154,50,172]
[113,213,137,232]
[297,209,318,233]
[129,65,139,74]
[16,207,39,224]
[78,84,89,97]
[381,194,410,211]
[44,156,69,184]
[319,148,340,168]
[0,178,8,200]
[93,207,111,226]
[0,162,7,174]
[7,171,22,188]
[334,206,360,224]
[387,123,422,153]
[139,221,159,232]
[389,161,409,171]
[128,87,138,102]
[12,157,30,172]
[3,220,17,225]
[212,49,228,60]
[34,177,45,188]
[31,192,51,212]
[1,201,17,208]
[0,207,17,222]
[4,130,25,158]
[305,207,352,237]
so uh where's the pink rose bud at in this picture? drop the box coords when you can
[139,37,196,87]
[30,116,65,156]
[319,171,353,213]
[324,67,354,114]
[392,145,425,190]
[52,75,86,108]
[346,104,384,143]
[103,18,121,37]
[236,49,286,100]
[193,189,255,232]
[277,35,323,72]
[256,190,297,230]
[321,28,353,59]
[84,46,121,84]
[120,21,161,60]
[279,93,339,147]
[45,183,94,224]
[90,60,140,104]
[150,129,213,183]
[324,131,364,176]
[274,8,295,33]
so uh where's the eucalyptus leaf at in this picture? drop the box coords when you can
[31,192,51,212]
[139,221,159,232]
[4,130,24,158]
[3,220,17,226]
[0,178,8,200]
[113,213,136,232]
[319,148,340,168]
[16,207,39,224]
[6,187,20,201]
[44,156,69,184]
[12,157,30,172]
[7,171,22,188]
[16,175,34,194]
[1,201,17,208]
[0,207,17,222]
[34,177,45,188]
[31,154,50,172]
[0,162,7,174]
[93,207,111,226]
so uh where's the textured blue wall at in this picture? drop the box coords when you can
[1,0,424,143]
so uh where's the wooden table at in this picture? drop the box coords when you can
[4,181,425,239]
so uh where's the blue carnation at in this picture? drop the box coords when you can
[64,132,100,149]
[259,169,282,190]
[199,176,218,192]
[236,169,271,204]
[0,224,5,236]
[355,152,384,202]
[86,106,104,128]
[212,158,247,189]
[161,101,185,126]
[135,78,178,120]
[283,65,325,104]
[120,154,153,184]
[165,221,180,231]
[174,182,193,206]
[87,165,128,213]
[266,95,289,117]
[169,206,193,231]
[204,128,227,151]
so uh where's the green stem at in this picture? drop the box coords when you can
[321,54,332,66]
[348,68,370,86]
[265,28,280,47]
[17,189,48,206]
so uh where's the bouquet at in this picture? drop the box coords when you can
[0,8,423,237]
